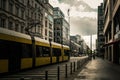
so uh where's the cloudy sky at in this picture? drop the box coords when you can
[49,0,103,50]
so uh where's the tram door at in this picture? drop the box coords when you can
[8,42,21,73]
[56,48,61,63]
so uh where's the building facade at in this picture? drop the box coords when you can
[53,7,70,45]
[70,35,88,56]
[44,3,54,41]
[97,3,105,57]
[103,0,120,63]
[0,0,55,41]
[0,0,26,33]
[70,40,81,56]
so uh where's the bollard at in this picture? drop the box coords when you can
[45,71,48,80]
[76,61,78,70]
[79,60,81,68]
[70,62,72,74]
[57,66,60,80]
[74,62,75,72]
[77,61,79,70]
[81,59,83,65]
[65,64,68,78]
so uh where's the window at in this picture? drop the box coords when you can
[45,20,47,27]
[15,6,19,16]
[28,9,29,17]
[0,18,6,28]
[35,13,36,20]
[35,4,37,8]
[0,40,9,59]
[15,24,19,32]
[0,40,22,59]
[45,38,47,40]
[8,21,13,30]
[21,9,24,19]
[42,47,50,57]
[0,0,6,10]
[45,29,47,36]
[38,26,40,32]
[53,48,61,56]
[56,27,60,30]
[27,0,30,6]
[57,38,60,43]
[9,2,13,13]
[40,14,43,22]
[64,50,69,56]
[49,23,52,29]
[57,20,61,24]
[21,26,24,33]
[21,44,32,58]
[57,32,60,36]
[49,31,52,37]
[38,14,40,20]
[31,12,33,18]
[36,46,42,57]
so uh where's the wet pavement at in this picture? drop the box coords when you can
[72,57,120,80]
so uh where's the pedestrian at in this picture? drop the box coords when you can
[92,54,95,59]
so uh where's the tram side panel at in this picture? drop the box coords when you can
[0,40,22,74]
[0,40,9,74]
[63,49,70,61]
[35,46,51,67]
[21,44,33,70]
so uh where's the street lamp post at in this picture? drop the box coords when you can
[68,8,71,59]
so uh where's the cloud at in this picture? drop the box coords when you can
[58,0,97,12]
[70,17,97,36]
[50,0,98,36]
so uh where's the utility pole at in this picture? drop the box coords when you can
[68,9,71,59]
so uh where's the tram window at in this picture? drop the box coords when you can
[0,40,9,59]
[53,48,61,56]
[36,46,42,57]
[0,40,22,59]
[64,50,69,56]
[21,44,32,58]
[42,46,50,57]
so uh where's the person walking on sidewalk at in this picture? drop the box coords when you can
[92,53,95,59]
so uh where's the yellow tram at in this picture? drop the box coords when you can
[0,28,70,74]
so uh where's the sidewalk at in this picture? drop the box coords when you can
[68,57,120,80]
